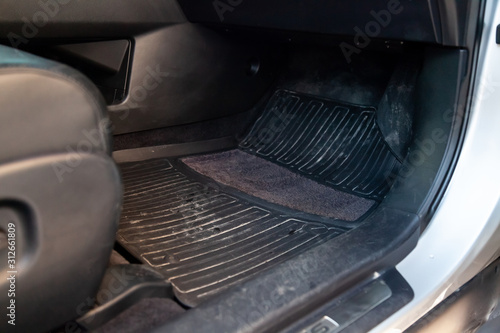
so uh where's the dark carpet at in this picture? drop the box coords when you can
[181,150,375,221]
[92,298,185,333]
[113,108,260,151]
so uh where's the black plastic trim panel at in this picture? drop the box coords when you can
[283,269,413,333]
[0,0,185,41]
[177,0,441,44]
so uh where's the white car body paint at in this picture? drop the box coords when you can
[371,0,500,331]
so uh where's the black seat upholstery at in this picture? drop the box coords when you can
[0,45,122,332]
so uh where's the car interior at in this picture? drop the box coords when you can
[0,0,484,332]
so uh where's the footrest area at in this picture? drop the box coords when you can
[240,90,401,201]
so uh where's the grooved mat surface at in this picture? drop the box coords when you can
[117,158,345,307]
[240,90,400,200]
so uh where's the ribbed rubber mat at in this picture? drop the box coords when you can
[117,158,345,307]
[240,90,401,200]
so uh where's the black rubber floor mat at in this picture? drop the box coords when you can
[117,158,345,307]
[240,90,401,201]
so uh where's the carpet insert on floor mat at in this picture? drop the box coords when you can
[182,150,374,221]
